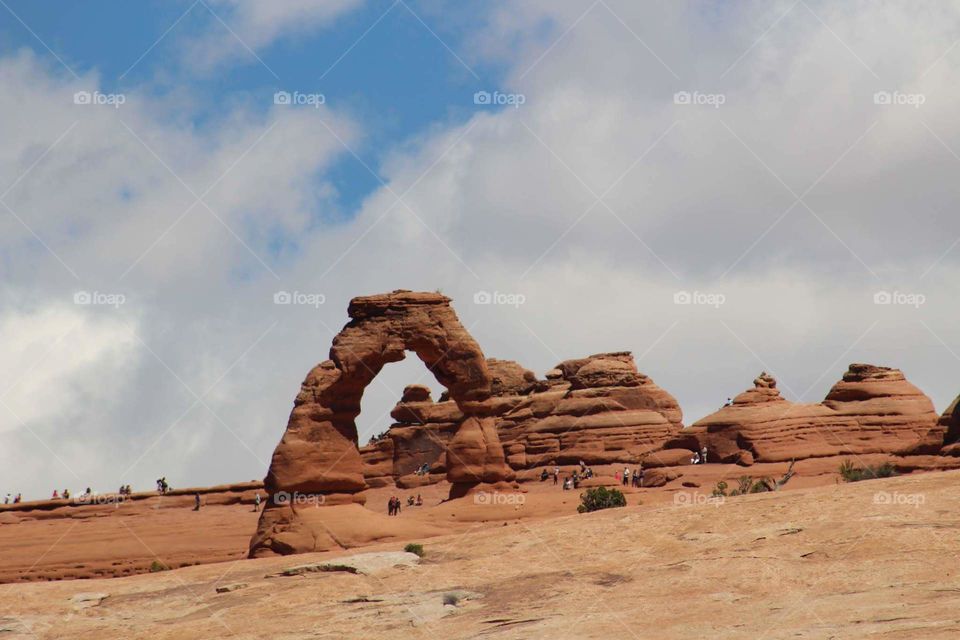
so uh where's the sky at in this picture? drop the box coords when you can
[2,0,960,499]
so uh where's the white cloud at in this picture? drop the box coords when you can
[185,0,364,72]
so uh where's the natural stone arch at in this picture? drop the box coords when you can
[250,290,514,556]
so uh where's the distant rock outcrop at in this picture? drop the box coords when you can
[358,352,688,484]
[683,364,944,465]
[939,393,960,456]
[251,291,514,557]
[496,353,685,471]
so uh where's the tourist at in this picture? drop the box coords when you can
[193,493,201,511]
[14,493,21,503]
[52,490,59,499]
[394,496,401,515]
[623,468,630,486]
[639,466,645,487]
[540,468,549,482]
[407,495,414,507]
[125,485,132,495]
[3,493,9,504]
[701,446,708,464]
[253,493,261,512]
[724,397,732,407]
[63,489,70,499]
[691,452,701,465]
[615,471,620,483]
[553,464,560,486]
[415,494,423,506]
[387,497,394,516]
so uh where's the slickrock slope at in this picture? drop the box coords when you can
[251,291,514,558]
[9,470,960,639]
[684,365,947,466]
[0,483,262,583]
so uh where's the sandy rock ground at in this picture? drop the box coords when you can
[2,469,960,639]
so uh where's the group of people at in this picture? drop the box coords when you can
[542,461,600,491]
[615,465,645,488]
[118,485,133,496]
[690,446,709,465]
[51,488,91,500]
[414,463,431,476]
[3,493,22,504]
[387,494,422,515]
[156,478,170,493]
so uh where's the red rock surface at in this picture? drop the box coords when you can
[251,291,514,557]
[683,365,946,466]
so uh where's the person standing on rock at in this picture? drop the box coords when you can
[623,468,630,486]
[253,493,261,512]
[553,465,560,486]
[701,447,708,464]
[193,493,201,511]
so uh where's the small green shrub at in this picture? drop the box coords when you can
[711,481,728,497]
[149,560,170,572]
[577,486,626,513]
[404,543,424,557]
[839,460,898,482]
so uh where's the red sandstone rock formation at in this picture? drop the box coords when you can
[683,365,944,465]
[939,394,960,456]
[357,353,687,485]
[496,353,686,472]
[359,384,461,489]
[250,291,514,557]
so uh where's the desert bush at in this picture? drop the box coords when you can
[839,460,899,482]
[149,560,170,572]
[404,543,424,557]
[577,486,626,513]
[711,480,728,497]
